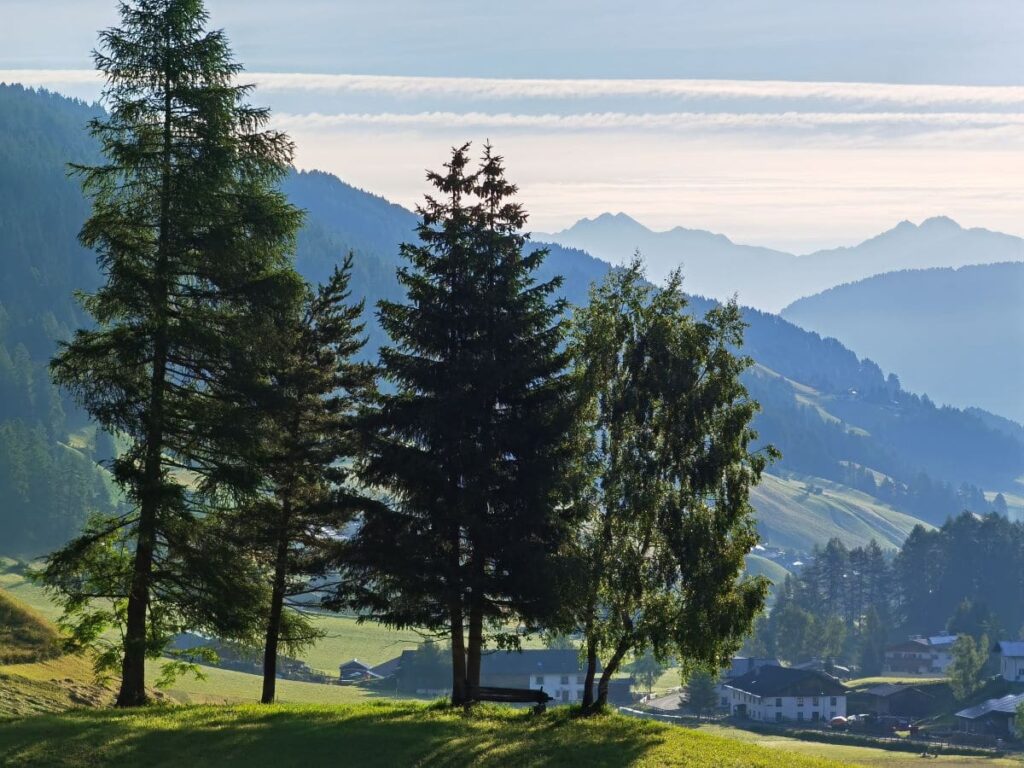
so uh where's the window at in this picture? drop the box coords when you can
[797,712,804,721]
[811,712,819,721]
[535,676,543,685]
[775,698,782,707]
[830,697,837,706]
[560,675,569,685]
[775,712,783,722]
[796,697,804,707]
[812,697,819,706]
[577,675,585,684]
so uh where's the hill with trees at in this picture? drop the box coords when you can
[781,262,1024,423]
[0,83,1021,561]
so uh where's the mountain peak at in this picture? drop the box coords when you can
[577,211,646,231]
[919,215,961,231]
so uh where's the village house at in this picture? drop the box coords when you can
[723,666,847,723]
[338,658,380,683]
[955,693,1024,738]
[883,633,956,676]
[716,657,781,708]
[389,647,632,704]
[993,641,1024,683]
[480,649,633,705]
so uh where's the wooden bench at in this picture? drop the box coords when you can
[467,685,553,713]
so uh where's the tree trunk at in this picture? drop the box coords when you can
[465,556,485,694]
[449,602,467,705]
[581,633,598,710]
[116,491,157,707]
[593,636,632,711]
[261,503,291,704]
[116,65,173,709]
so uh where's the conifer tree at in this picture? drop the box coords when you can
[343,143,579,704]
[44,0,303,706]
[572,259,773,711]
[245,257,376,704]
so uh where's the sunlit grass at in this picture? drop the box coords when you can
[0,702,852,767]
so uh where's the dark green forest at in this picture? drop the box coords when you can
[0,82,1020,558]
[749,513,1024,672]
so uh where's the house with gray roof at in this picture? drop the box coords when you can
[724,666,847,723]
[955,693,1024,737]
[993,641,1024,683]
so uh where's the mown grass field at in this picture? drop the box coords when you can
[0,701,851,768]
[146,659,410,705]
[751,472,928,552]
[845,676,946,688]
[692,723,1023,767]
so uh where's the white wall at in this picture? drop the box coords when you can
[529,672,588,703]
[726,687,846,723]
[1001,656,1024,682]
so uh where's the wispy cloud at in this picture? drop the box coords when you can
[6,69,1024,111]
[276,110,1024,135]
[253,73,1024,110]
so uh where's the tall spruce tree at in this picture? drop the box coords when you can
[245,257,376,704]
[343,143,579,704]
[44,0,303,706]
[572,260,773,710]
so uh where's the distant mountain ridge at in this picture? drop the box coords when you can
[536,213,1024,313]
[781,262,1024,423]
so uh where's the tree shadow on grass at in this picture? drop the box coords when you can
[0,703,663,768]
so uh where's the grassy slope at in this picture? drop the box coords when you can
[0,589,61,664]
[752,473,929,552]
[745,554,791,585]
[146,659,408,706]
[845,676,946,688]
[693,723,1022,768]
[0,702,849,768]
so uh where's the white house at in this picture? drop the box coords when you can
[724,666,847,723]
[883,633,957,676]
[993,641,1024,683]
[480,649,630,705]
[716,657,781,709]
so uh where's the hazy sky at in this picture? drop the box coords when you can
[3,0,1023,251]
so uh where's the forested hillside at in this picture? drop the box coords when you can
[0,85,118,555]
[782,262,1024,423]
[1,83,1020,558]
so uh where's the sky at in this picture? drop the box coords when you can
[3,0,1023,251]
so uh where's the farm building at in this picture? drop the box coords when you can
[859,683,936,718]
[339,658,379,682]
[955,693,1024,737]
[993,641,1024,683]
[724,666,847,723]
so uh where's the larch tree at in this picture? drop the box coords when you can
[44,0,303,706]
[245,257,376,704]
[342,143,579,705]
[571,259,773,711]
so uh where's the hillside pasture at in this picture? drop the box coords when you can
[0,702,850,768]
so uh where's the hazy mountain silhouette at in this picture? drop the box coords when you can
[782,262,1024,423]
[536,214,1024,312]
